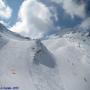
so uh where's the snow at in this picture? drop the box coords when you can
[0,23,90,90]
[43,32,90,90]
[0,23,30,41]
[0,24,64,90]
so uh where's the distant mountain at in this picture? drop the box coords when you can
[0,23,30,40]
[47,27,90,39]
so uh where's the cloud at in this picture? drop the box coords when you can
[80,17,90,30]
[10,0,90,38]
[0,0,12,19]
[50,0,86,18]
[10,0,54,39]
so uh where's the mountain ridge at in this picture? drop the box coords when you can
[0,23,30,41]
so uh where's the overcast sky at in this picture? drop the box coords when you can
[0,0,90,38]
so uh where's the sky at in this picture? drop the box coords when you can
[0,0,90,39]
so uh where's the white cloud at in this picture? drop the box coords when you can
[0,0,12,19]
[10,0,54,39]
[10,0,87,39]
[51,0,86,18]
[80,17,90,30]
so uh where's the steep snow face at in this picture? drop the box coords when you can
[0,29,64,90]
[33,40,56,68]
[43,32,90,90]
[26,40,64,90]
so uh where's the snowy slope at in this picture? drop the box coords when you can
[0,23,90,90]
[43,32,90,90]
[0,24,64,90]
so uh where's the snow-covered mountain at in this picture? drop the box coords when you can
[43,32,90,90]
[0,23,30,40]
[0,23,90,90]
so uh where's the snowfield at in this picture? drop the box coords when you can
[43,33,90,90]
[0,23,90,90]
